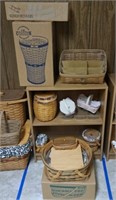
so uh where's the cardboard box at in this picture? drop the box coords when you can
[42,167,96,200]
[12,22,54,86]
[5,2,69,21]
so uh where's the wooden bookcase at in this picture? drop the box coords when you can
[104,73,116,160]
[26,79,108,161]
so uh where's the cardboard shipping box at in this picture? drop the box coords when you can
[12,21,54,86]
[42,166,96,200]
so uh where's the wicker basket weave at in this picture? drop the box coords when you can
[0,120,31,171]
[33,92,57,122]
[0,111,21,146]
[19,37,48,84]
[0,90,27,126]
[41,137,93,182]
[59,49,107,84]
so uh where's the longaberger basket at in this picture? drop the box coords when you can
[0,90,27,126]
[41,137,93,182]
[33,92,57,122]
[59,49,107,84]
[0,120,31,171]
[0,111,21,146]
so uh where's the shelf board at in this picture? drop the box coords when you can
[112,118,116,125]
[33,111,102,126]
[108,148,116,159]
[27,78,108,91]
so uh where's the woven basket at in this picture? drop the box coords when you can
[0,120,31,171]
[59,49,107,84]
[82,129,101,152]
[33,92,57,122]
[0,111,21,146]
[19,37,48,84]
[41,137,93,182]
[0,90,27,126]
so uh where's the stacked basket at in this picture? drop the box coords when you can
[0,90,27,126]
[0,90,31,171]
[0,120,31,171]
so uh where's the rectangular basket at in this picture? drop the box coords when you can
[0,120,31,171]
[59,49,107,84]
[0,90,27,126]
[0,111,21,146]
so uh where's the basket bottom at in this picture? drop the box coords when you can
[26,65,45,84]
[0,154,29,171]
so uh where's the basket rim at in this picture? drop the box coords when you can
[19,36,48,48]
[59,71,105,77]
[0,98,27,105]
[59,49,107,74]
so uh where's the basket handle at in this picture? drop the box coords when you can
[86,95,93,105]
[52,137,78,150]
[0,111,9,133]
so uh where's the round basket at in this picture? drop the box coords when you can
[41,137,93,182]
[33,92,57,122]
[19,37,48,84]
[82,129,101,152]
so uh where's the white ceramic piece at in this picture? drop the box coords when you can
[59,98,76,116]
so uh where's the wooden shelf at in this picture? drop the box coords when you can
[108,148,116,159]
[33,112,102,126]
[104,73,116,160]
[27,78,108,161]
[112,118,116,125]
[27,78,108,91]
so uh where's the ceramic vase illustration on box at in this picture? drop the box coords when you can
[19,37,48,84]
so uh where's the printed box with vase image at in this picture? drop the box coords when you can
[42,166,96,200]
[12,22,54,86]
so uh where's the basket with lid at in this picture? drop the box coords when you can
[0,111,21,146]
[0,90,27,126]
[59,49,107,84]
[82,129,101,152]
[33,92,57,122]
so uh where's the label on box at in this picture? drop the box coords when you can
[5,2,68,21]
[50,185,86,198]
